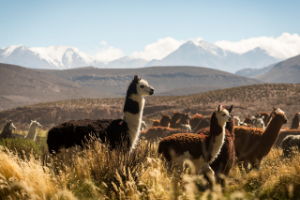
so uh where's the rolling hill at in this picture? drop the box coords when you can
[256,54,300,83]
[39,66,262,96]
[235,64,275,78]
[0,63,115,111]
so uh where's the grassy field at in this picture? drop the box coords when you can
[0,135,300,200]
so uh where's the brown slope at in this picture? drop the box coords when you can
[0,63,116,111]
[38,66,262,96]
[256,54,300,83]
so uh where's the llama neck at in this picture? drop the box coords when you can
[25,125,37,140]
[260,116,284,149]
[205,114,226,162]
[291,115,300,129]
[123,94,145,152]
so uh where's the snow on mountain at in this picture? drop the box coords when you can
[0,41,281,72]
[0,45,105,69]
[145,40,280,73]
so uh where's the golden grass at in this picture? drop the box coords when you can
[0,136,300,199]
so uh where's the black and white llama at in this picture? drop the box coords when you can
[47,74,154,154]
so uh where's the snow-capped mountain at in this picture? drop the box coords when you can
[145,40,280,73]
[0,41,281,72]
[0,45,105,69]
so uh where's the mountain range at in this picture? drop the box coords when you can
[0,40,280,72]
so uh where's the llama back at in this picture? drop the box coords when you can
[47,118,125,153]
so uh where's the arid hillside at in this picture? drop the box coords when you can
[1,83,299,130]
[0,63,115,111]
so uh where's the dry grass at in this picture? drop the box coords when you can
[0,135,300,199]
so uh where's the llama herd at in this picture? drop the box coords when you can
[0,120,42,141]
[1,74,300,189]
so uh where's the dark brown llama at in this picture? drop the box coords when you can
[234,108,287,172]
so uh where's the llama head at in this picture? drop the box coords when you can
[274,108,288,124]
[6,120,16,131]
[215,104,232,126]
[31,120,42,129]
[253,117,265,129]
[181,113,191,121]
[133,74,154,96]
[160,114,172,123]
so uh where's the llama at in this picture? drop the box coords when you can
[140,127,182,141]
[140,121,147,130]
[0,120,16,138]
[190,113,204,131]
[191,116,210,133]
[199,105,235,186]
[169,112,183,128]
[252,116,266,130]
[180,124,191,132]
[158,104,231,187]
[233,116,241,126]
[281,135,300,157]
[273,112,300,147]
[274,129,300,147]
[47,74,154,154]
[174,113,190,129]
[243,117,253,125]
[24,120,42,141]
[257,112,270,125]
[234,108,287,172]
[151,114,171,127]
[151,119,160,127]
[290,112,300,129]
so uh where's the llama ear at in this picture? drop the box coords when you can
[217,104,223,112]
[261,116,265,119]
[134,74,140,81]
[273,107,276,111]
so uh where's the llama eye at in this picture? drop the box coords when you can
[222,114,226,116]
[140,85,144,88]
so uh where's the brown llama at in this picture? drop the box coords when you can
[257,112,270,125]
[273,112,300,147]
[243,117,253,125]
[198,106,235,186]
[169,111,183,128]
[158,104,231,187]
[190,113,204,131]
[140,127,182,141]
[0,120,16,138]
[290,112,300,129]
[151,119,160,127]
[234,108,287,172]
[192,116,210,133]
[174,113,190,129]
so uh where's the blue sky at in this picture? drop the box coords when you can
[1,0,300,61]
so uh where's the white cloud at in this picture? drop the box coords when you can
[214,33,300,59]
[94,41,124,63]
[130,37,186,60]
